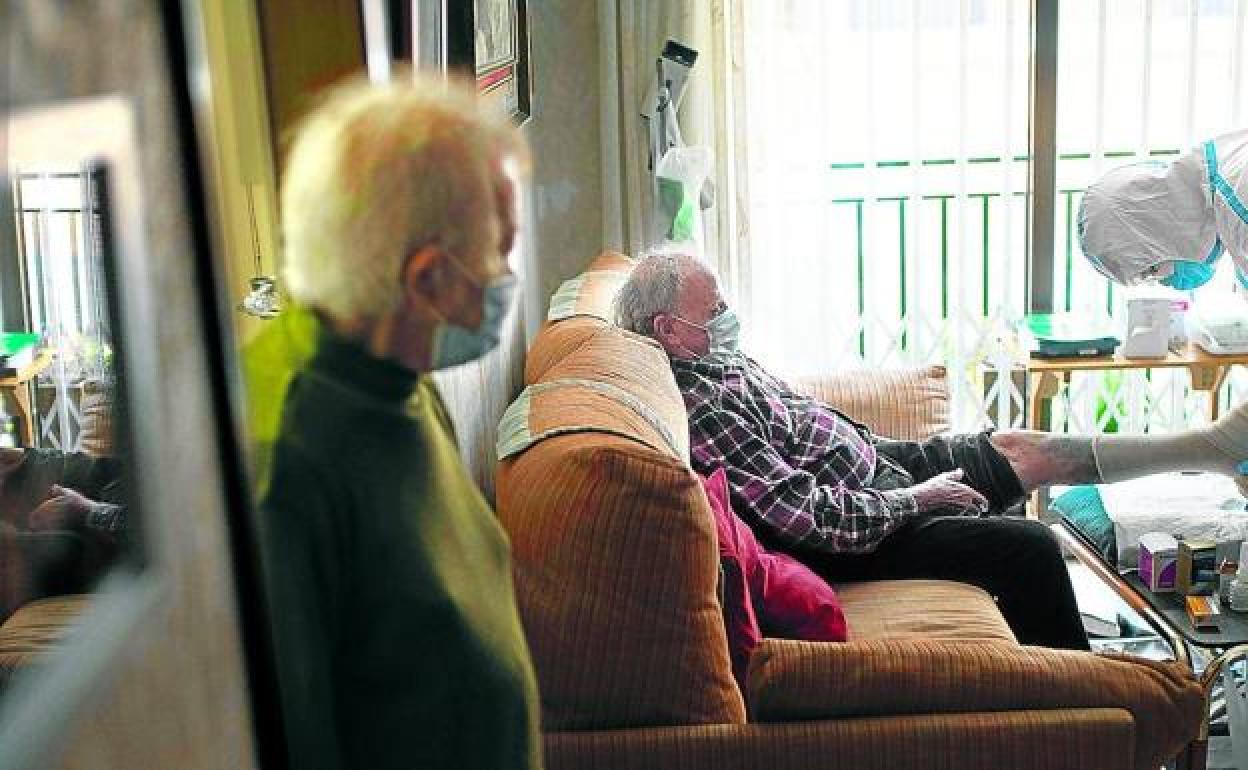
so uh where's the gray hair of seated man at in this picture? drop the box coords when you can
[615,251,701,336]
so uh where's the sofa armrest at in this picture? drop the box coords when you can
[747,638,1201,770]
[545,709,1135,770]
[789,365,949,441]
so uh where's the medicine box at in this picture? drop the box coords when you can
[1139,533,1179,593]
[1185,595,1220,630]
[1178,539,1218,596]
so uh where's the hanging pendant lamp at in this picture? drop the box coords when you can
[239,185,281,319]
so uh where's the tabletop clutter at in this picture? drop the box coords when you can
[1139,533,1248,629]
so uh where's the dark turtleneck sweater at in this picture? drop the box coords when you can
[256,323,542,770]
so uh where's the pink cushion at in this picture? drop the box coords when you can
[702,468,763,686]
[699,468,848,687]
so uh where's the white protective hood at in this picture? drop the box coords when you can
[1078,129,1248,287]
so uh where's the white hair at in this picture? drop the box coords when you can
[280,72,526,321]
[615,251,704,336]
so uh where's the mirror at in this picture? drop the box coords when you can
[0,94,150,752]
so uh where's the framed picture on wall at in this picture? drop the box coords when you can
[447,0,531,125]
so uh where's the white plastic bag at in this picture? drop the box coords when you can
[655,145,714,252]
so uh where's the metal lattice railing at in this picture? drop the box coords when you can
[735,0,1248,437]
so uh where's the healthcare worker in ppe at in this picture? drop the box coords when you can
[1078,128,1248,489]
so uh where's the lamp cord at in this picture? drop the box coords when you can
[246,185,263,276]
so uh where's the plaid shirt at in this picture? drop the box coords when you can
[671,353,918,555]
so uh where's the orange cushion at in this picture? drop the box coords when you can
[498,431,746,730]
[0,595,89,690]
[587,250,637,274]
[525,317,611,385]
[543,251,637,325]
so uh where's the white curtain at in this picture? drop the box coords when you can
[663,0,1248,434]
[597,1,736,269]
[705,1,1034,431]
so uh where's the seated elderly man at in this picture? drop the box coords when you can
[616,252,1248,650]
[0,447,126,617]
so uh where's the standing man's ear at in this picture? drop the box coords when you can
[401,245,443,306]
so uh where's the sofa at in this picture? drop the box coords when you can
[0,389,114,690]
[496,251,1206,770]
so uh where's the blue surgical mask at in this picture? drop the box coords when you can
[430,273,518,370]
[675,307,741,359]
[1159,239,1224,290]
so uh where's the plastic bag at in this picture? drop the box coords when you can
[655,145,714,250]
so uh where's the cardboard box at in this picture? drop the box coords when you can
[1178,539,1218,595]
[1139,533,1179,593]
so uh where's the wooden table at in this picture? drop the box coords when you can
[0,350,53,446]
[1026,343,1248,429]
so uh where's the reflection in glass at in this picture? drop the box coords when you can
[0,156,133,694]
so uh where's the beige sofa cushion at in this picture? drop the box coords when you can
[790,365,950,441]
[77,379,113,457]
[835,579,1015,644]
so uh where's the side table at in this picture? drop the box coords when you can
[1053,518,1248,770]
[1027,344,1248,430]
[0,350,53,447]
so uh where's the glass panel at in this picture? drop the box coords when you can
[1,98,142,719]
[739,0,1030,429]
[1055,0,1248,433]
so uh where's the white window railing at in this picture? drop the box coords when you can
[732,0,1248,434]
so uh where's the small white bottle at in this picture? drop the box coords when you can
[1231,543,1248,612]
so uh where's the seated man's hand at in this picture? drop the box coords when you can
[27,485,94,532]
[909,469,990,516]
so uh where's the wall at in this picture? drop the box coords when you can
[521,0,608,339]
[434,0,608,498]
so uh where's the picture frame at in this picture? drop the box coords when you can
[447,0,531,126]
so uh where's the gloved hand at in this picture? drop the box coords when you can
[909,469,990,516]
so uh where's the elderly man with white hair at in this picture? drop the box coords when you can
[617,252,1248,651]
[251,74,541,770]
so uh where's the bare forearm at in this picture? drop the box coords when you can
[990,431,1100,492]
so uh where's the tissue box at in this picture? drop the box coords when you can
[1178,539,1218,595]
[1139,533,1179,593]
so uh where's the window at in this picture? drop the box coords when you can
[12,170,113,450]
[733,0,1248,432]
